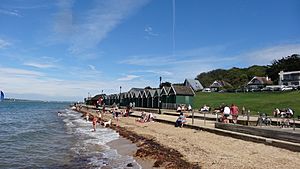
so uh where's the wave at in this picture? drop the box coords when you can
[60,109,141,169]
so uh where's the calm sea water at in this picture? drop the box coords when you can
[0,101,141,169]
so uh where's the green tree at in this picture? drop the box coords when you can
[196,66,267,89]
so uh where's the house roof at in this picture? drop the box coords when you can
[128,88,144,97]
[248,76,273,85]
[210,80,232,88]
[171,85,195,96]
[161,86,170,95]
[128,88,144,93]
[184,79,204,91]
[91,94,106,101]
[154,89,161,97]
[147,89,156,97]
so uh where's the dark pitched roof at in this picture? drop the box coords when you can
[91,94,106,101]
[128,88,144,98]
[147,89,156,97]
[160,86,170,95]
[128,88,144,93]
[171,85,195,96]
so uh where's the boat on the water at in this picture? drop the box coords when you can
[0,91,4,101]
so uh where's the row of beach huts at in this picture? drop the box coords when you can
[85,79,201,109]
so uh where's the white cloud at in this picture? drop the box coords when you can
[0,67,44,77]
[144,26,159,38]
[120,54,175,66]
[24,62,56,68]
[0,66,113,101]
[117,75,140,81]
[240,44,300,65]
[0,9,22,17]
[88,64,96,71]
[120,43,300,83]
[143,70,173,76]
[23,56,60,69]
[54,0,149,57]
[0,38,11,49]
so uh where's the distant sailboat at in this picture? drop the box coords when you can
[0,91,4,101]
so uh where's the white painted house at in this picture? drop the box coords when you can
[279,70,300,86]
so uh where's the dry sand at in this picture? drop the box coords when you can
[104,114,300,169]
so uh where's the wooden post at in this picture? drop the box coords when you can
[204,112,206,126]
[293,118,296,131]
[192,110,194,125]
[247,110,250,126]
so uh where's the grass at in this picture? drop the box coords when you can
[193,91,300,117]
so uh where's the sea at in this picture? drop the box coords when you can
[0,100,141,169]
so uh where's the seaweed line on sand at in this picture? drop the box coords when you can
[110,125,201,169]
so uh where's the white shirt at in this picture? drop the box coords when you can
[224,107,230,114]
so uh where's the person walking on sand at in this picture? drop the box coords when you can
[92,116,97,132]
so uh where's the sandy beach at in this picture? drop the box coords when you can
[79,108,300,169]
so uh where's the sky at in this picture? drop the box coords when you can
[0,0,299,101]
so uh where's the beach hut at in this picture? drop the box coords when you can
[168,85,195,108]
[160,86,170,108]
[128,88,144,107]
[119,92,128,106]
[142,90,148,108]
[137,90,143,107]
[153,89,161,108]
[89,94,106,106]
[145,89,156,108]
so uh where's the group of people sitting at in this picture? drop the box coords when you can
[273,108,294,127]
[199,104,211,112]
[110,106,133,118]
[176,104,192,112]
[136,111,155,123]
[217,104,239,124]
[200,104,240,124]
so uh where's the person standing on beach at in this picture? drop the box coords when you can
[92,116,97,132]
[102,104,106,113]
[85,113,89,122]
[230,104,239,124]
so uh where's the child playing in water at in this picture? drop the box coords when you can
[92,116,97,132]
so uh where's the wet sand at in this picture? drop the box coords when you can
[107,137,157,169]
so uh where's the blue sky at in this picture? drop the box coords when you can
[0,0,299,101]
